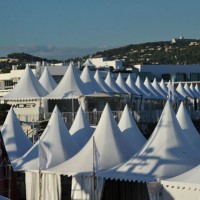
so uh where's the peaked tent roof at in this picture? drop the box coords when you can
[45,63,91,99]
[80,66,103,93]
[184,83,197,98]
[1,107,32,162]
[39,67,57,93]
[2,66,48,100]
[152,78,167,99]
[135,76,151,99]
[69,106,94,150]
[94,70,114,93]
[166,81,185,100]
[126,74,143,96]
[47,104,133,176]
[190,83,200,98]
[98,100,200,182]
[144,77,165,99]
[104,71,124,94]
[176,82,193,99]
[82,59,95,67]
[13,106,79,171]
[118,105,146,152]
[195,84,200,95]
[115,73,133,94]
[176,102,200,153]
[159,79,168,94]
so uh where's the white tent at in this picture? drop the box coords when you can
[135,76,151,98]
[94,70,114,93]
[39,67,57,93]
[167,80,185,100]
[13,106,79,171]
[48,103,133,175]
[190,83,200,98]
[195,84,200,96]
[98,100,200,182]
[161,164,200,200]
[176,102,200,153]
[69,106,94,150]
[80,66,103,93]
[159,79,168,94]
[45,63,91,99]
[104,71,124,94]
[126,74,144,96]
[1,65,48,100]
[176,82,193,99]
[115,73,133,94]
[144,77,164,99]
[82,59,95,67]
[118,105,146,152]
[184,83,197,98]
[1,107,32,162]
[152,78,167,99]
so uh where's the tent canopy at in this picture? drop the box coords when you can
[97,100,200,182]
[1,107,32,162]
[2,66,48,100]
[13,106,79,171]
[47,104,133,176]
[39,67,57,93]
[45,63,91,99]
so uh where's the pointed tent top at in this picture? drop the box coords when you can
[176,102,200,152]
[105,72,124,94]
[94,70,114,93]
[69,106,94,149]
[152,78,167,98]
[115,73,133,94]
[45,62,91,99]
[184,83,196,98]
[98,100,200,182]
[2,65,48,100]
[135,76,151,98]
[118,105,146,152]
[144,77,163,99]
[13,105,79,171]
[48,103,133,175]
[126,74,142,96]
[82,59,95,67]
[80,66,103,93]
[195,84,200,95]
[39,67,57,93]
[1,107,33,162]
[166,80,184,100]
[190,83,200,98]
[160,79,168,94]
[176,82,192,98]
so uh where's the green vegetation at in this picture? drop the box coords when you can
[91,39,200,65]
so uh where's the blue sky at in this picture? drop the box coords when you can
[0,0,200,59]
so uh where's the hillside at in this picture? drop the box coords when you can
[91,39,200,65]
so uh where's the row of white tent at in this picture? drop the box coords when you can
[2,99,200,199]
[2,63,200,100]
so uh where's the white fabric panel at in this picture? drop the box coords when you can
[25,172,40,200]
[71,176,104,200]
[41,173,61,200]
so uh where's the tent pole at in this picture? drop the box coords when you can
[93,136,96,200]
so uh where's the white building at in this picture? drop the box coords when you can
[84,57,124,70]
